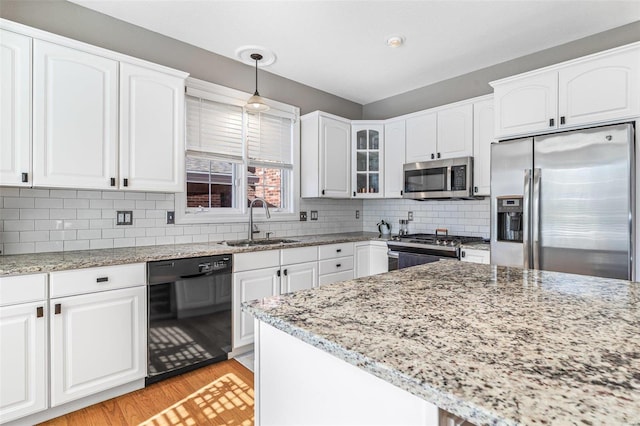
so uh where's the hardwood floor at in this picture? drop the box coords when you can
[39,360,254,426]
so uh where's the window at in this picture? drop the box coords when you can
[177,79,299,223]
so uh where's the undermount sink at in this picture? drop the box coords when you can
[224,238,299,247]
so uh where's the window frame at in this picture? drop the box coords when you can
[176,78,300,224]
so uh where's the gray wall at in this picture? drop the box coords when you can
[0,0,363,119]
[363,21,640,120]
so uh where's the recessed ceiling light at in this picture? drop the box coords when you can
[386,35,405,48]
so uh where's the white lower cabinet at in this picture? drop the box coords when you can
[460,248,490,265]
[0,274,48,423]
[49,285,146,407]
[233,247,318,350]
[355,241,389,278]
[318,242,354,286]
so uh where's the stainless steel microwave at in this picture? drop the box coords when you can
[403,156,474,199]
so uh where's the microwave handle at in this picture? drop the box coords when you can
[446,166,452,191]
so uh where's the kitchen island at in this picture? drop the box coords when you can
[243,261,640,425]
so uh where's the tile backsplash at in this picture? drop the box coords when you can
[0,188,490,255]
[362,198,490,238]
[0,188,364,255]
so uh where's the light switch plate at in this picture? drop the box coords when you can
[167,211,175,224]
[408,211,414,221]
[117,211,133,225]
[300,211,307,221]
[356,210,360,219]
[310,210,318,220]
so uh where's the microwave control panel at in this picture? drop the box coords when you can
[451,165,467,191]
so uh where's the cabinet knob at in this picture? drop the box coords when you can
[54,303,62,315]
[36,306,44,318]
[474,186,478,193]
[353,191,356,197]
[21,172,28,183]
[110,177,116,187]
[437,152,441,159]
[560,116,566,125]
[277,270,281,277]
[336,263,342,268]
[549,118,555,127]
[461,251,466,258]
[400,190,403,196]
[96,276,109,283]
[283,269,288,276]
[123,178,129,187]
[431,153,435,160]
[336,249,342,253]
[321,189,325,195]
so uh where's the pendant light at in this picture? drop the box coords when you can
[246,53,270,112]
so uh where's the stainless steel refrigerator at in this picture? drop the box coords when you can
[490,123,634,280]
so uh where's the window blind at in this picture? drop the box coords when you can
[247,112,293,166]
[186,95,244,160]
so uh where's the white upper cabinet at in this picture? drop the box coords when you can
[558,47,640,127]
[472,97,494,196]
[120,63,185,192]
[352,123,383,198]
[492,42,640,138]
[0,30,31,187]
[33,40,119,189]
[405,112,436,163]
[301,112,351,198]
[493,71,558,137]
[436,103,473,159]
[405,102,473,164]
[383,119,406,198]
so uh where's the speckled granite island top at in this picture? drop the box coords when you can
[0,232,383,276]
[244,261,640,426]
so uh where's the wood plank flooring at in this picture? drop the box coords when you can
[39,360,254,426]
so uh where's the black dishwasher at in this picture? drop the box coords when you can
[146,254,232,385]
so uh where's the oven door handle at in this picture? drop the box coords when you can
[387,249,399,259]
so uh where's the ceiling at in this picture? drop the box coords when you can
[69,1,640,105]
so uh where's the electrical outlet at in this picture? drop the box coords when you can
[167,211,175,224]
[408,211,414,221]
[116,211,133,225]
[300,211,307,221]
[310,210,318,220]
[356,210,360,219]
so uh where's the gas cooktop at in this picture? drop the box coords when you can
[387,233,484,256]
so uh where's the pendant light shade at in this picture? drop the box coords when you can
[246,53,270,112]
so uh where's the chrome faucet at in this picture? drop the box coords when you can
[248,197,271,241]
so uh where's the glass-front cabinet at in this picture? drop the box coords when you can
[352,123,384,198]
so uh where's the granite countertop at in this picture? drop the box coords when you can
[244,261,640,426]
[0,232,386,277]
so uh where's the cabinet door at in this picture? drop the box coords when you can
[384,120,406,198]
[281,261,318,294]
[436,103,473,159]
[33,40,118,189]
[233,268,279,349]
[319,116,351,198]
[0,30,31,187]
[354,243,370,278]
[50,286,146,407]
[405,112,437,163]
[472,98,494,196]
[352,124,383,198]
[493,71,558,138]
[0,302,47,422]
[558,47,640,128]
[370,242,389,276]
[120,63,185,192]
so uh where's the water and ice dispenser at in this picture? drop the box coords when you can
[497,196,523,242]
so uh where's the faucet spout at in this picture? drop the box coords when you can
[249,197,271,241]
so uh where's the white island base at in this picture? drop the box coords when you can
[254,320,439,425]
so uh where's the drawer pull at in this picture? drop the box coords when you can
[336,249,342,253]
[55,304,61,315]
[336,263,342,268]
[36,306,44,318]
[96,277,109,283]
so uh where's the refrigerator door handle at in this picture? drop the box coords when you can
[532,168,542,270]
[523,169,532,269]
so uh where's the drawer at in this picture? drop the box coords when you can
[461,249,490,265]
[318,270,354,286]
[318,242,354,260]
[50,263,146,298]
[0,273,47,306]
[234,250,280,272]
[281,246,318,265]
[319,256,354,276]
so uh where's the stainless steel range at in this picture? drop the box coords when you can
[387,232,484,270]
